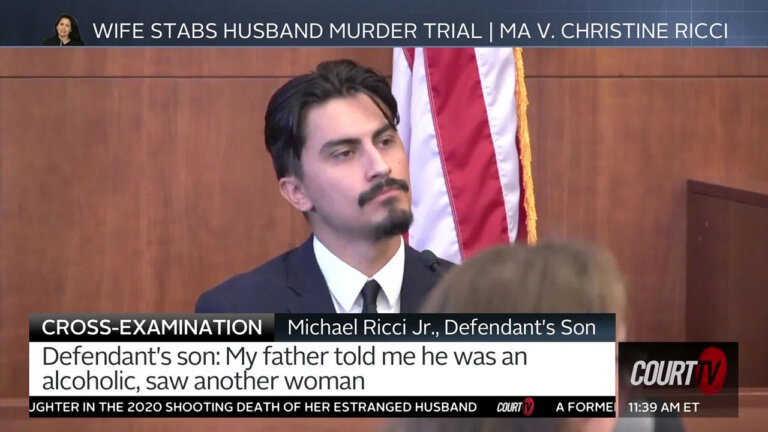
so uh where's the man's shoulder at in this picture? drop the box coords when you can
[195,248,298,313]
[404,245,455,274]
[218,250,293,288]
[435,256,455,271]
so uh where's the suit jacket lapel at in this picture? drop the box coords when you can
[285,238,437,313]
[286,237,337,313]
[400,245,436,313]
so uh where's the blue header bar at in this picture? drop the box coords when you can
[5,0,767,47]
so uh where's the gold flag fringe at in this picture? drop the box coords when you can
[514,47,538,245]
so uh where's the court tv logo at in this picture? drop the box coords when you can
[496,397,534,416]
[629,346,728,395]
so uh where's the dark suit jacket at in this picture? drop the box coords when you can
[196,237,452,313]
[42,36,84,46]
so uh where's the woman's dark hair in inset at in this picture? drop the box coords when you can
[264,59,399,180]
[53,14,84,45]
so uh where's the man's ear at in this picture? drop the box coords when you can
[278,176,314,212]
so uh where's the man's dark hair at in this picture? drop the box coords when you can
[264,59,399,180]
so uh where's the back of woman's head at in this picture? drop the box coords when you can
[422,242,626,323]
[385,243,626,432]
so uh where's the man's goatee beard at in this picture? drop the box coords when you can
[372,206,413,241]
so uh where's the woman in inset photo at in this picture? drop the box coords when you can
[43,14,84,46]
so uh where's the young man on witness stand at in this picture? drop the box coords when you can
[196,60,451,314]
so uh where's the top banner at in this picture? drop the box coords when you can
[5,0,768,47]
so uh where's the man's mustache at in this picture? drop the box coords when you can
[358,178,410,207]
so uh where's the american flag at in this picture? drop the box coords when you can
[392,47,537,263]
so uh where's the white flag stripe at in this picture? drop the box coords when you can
[391,48,412,158]
[474,48,521,243]
[394,48,462,263]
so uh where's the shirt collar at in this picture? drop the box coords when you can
[313,236,405,313]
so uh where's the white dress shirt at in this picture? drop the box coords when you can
[313,236,404,313]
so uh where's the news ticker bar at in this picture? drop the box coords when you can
[30,314,615,342]
[28,396,616,418]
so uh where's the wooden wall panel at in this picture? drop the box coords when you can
[0,48,394,77]
[526,76,768,341]
[3,48,766,78]
[687,181,768,387]
[0,49,380,400]
[523,48,768,77]
[0,77,314,397]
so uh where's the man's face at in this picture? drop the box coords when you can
[293,92,412,241]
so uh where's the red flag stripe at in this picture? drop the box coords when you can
[423,48,510,260]
[402,48,415,70]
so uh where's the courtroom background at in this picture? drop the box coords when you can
[1,48,766,431]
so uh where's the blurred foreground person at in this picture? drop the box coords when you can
[386,243,681,431]
[420,242,626,321]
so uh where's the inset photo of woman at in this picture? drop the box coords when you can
[43,14,84,46]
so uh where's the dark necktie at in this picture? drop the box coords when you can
[360,279,381,313]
